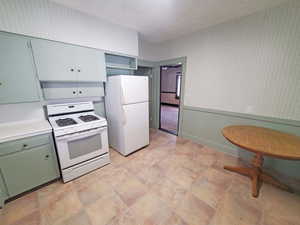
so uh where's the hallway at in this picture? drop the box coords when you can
[160,105,179,134]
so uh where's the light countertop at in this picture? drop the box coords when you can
[0,120,52,143]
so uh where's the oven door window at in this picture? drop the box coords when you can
[68,133,102,159]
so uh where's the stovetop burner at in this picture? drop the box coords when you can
[56,118,77,127]
[79,115,100,122]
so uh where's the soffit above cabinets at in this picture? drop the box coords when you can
[50,0,289,43]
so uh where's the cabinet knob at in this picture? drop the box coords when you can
[45,154,50,160]
[79,91,82,94]
[0,82,2,86]
[77,69,81,72]
[73,91,76,94]
[23,144,28,148]
[70,68,74,72]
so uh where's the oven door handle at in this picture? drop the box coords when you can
[56,127,106,141]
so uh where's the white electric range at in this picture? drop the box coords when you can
[47,102,110,182]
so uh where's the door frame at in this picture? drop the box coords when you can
[154,57,187,137]
[159,65,182,135]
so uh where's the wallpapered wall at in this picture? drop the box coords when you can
[0,0,138,56]
[140,1,300,121]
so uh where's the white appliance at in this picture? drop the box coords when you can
[105,75,149,156]
[47,102,110,182]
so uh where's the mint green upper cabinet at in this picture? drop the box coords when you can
[31,39,77,82]
[76,47,106,82]
[0,33,40,104]
[31,39,106,82]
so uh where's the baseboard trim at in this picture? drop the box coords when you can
[181,131,239,157]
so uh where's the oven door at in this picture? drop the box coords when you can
[55,127,109,169]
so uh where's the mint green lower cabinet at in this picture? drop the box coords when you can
[0,144,59,197]
[0,174,8,208]
[0,134,60,203]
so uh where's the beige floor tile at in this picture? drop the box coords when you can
[38,181,74,207]
[176,193,215,225]
[86,194,127,225]
[156,156,181,174]
[194,153,218,167]
[228,179,264,210]
[110,149,137,167]
[40,191,82,225]
[260,184,300,224]
[211,188,262,225]
[130,192,172,224]
[76,179,115,206]
[262,213,297,225]
[55,210,91,225]
[201,168,233,189]
[141,147,172,165]
[114,176,148,207]
[106,208,140,225]
[190,177,225,209]
[124,156,155,174]
[158,213,189,225]
[10,211,41,225]
[167,166,199,190]
[143,206,175,225]
[94,165,132,188]
[152,178,186,209]
[1,192,39,225]
[136,164,166,187]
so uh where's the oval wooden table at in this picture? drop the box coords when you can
[222,125,300,197]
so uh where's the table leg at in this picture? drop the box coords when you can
[224,166,252,177]
[260,172,293,193]
[224,153,293,197]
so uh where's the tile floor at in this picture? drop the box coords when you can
[160,105,179,134]
[1,129,300,225]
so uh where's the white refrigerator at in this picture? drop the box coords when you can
[105,75,149,156]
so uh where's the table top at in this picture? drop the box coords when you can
[222,125,300,160]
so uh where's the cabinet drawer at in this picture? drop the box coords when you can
[0,134,51,156]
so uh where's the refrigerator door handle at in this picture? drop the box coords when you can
[120,86,125,105]
[121,106,126,125]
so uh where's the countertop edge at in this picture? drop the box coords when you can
[0,128,53,144]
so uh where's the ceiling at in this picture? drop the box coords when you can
[51,0,290,43]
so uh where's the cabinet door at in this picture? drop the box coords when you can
[31,39,78,82]
[0,144,60,197]
[0,33,40,104]
[0,173,8,204]
[77,83,104,98]
[76,47,106,82]
[42,82,78,99]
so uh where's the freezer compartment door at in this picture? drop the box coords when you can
[121,76,149,104]
[122,102,149,155]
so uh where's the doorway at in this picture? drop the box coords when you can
[159,64,182,135]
